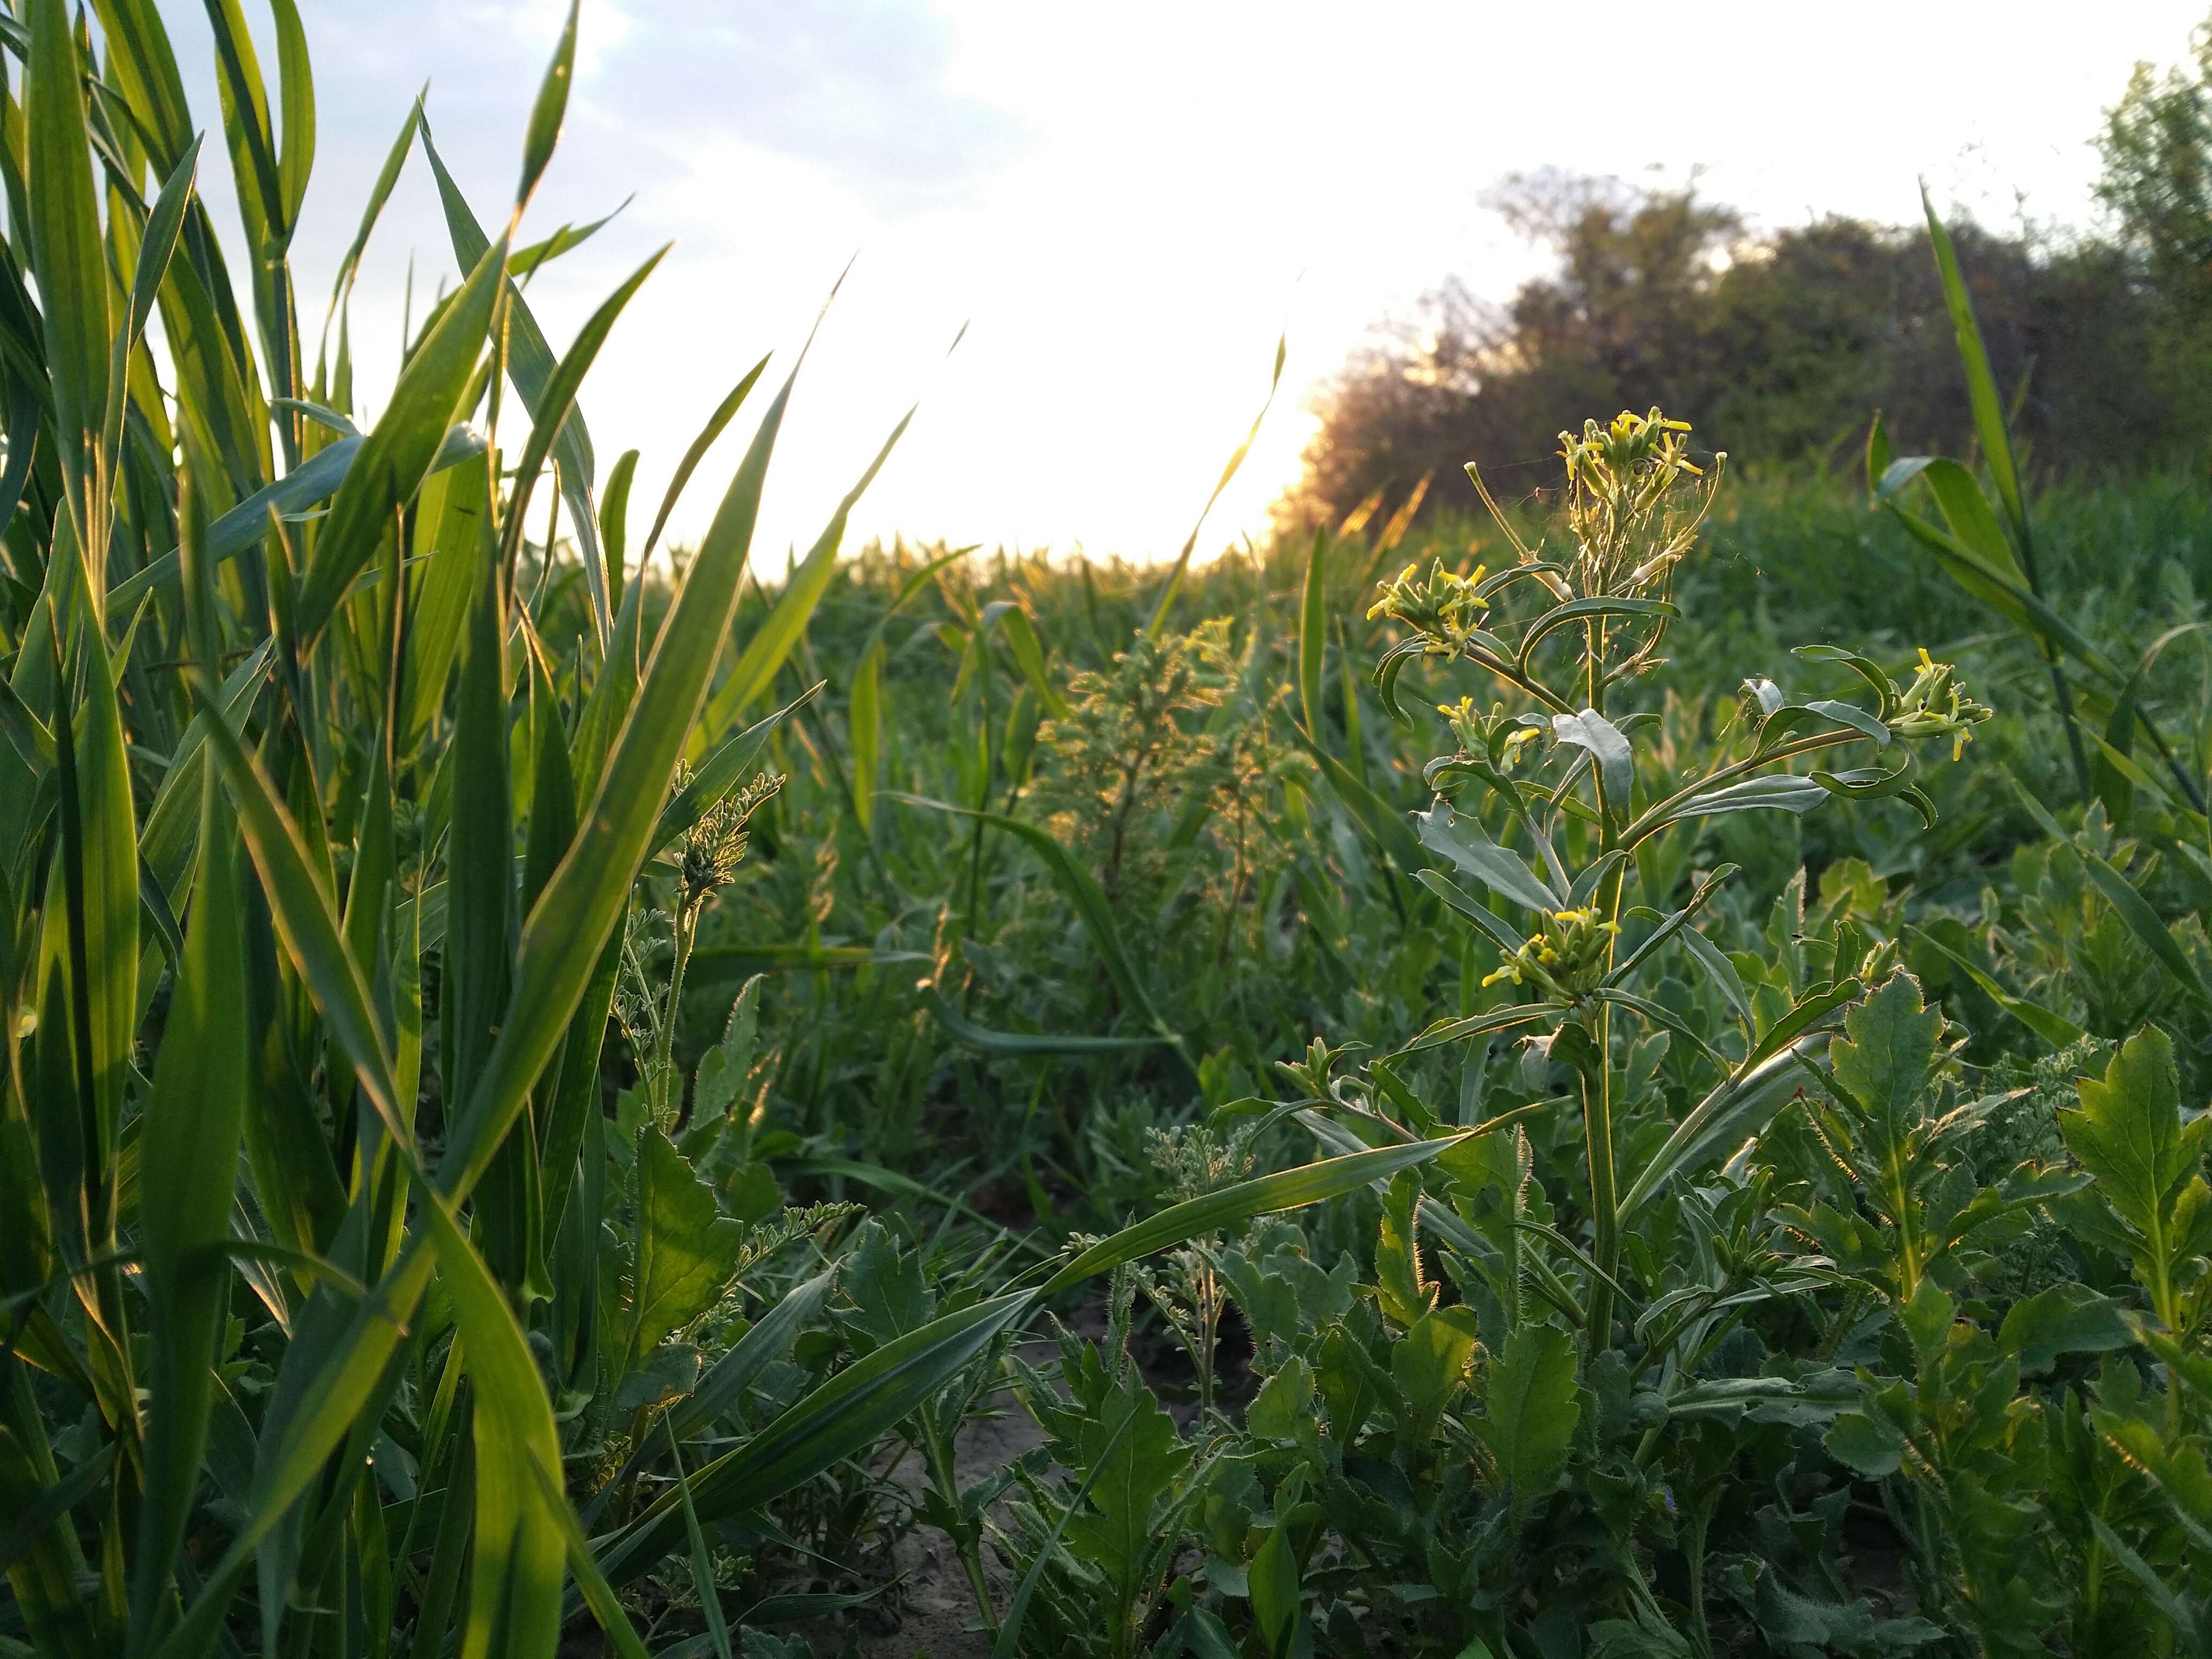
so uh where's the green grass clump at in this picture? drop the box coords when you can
[5,5,2212,1658]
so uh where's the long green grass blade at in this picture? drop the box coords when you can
[27,0,112,561]
[438,347,808,1199]
[890,794,1185,1055]
[499,244,668,572]
[1146,333,1284,637]
[129,765,249,1653]
[1299,528,1327,741]
[420,121,612,642]
[296,229,507,645]
[517,0,579,210]
[638,359,770,572]
[696,406,913,739]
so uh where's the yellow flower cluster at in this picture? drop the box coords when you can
[1554,407,1722,599]
[1887,648,1994,760]
[1483,907,1621,998]
[1367,559,1491,655]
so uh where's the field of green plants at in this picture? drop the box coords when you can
[4,5,2212,1658]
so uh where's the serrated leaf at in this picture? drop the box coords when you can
[628,1130,742,1366]
[1824,1410,1902,1479]
[1825,973,1941,1153]
[1474,1324,1578,1515]
[692,975,764,1123]
[840,1220,931,1352]
[2059,1028,2212,1328]
[1391,1305,1479,1429]
[1998,1282,2133,1376]
[1062,1373,1191,1600]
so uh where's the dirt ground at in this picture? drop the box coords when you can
[847,1390,1049,1659]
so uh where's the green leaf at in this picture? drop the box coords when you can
[923,986,1168,1056]
[1922,188,2027,546]
[1413,868,1526,956]
[629,1130,743,1366]
[104,135,201,475]
[1473,1324,1579,1515]
[599,445,638,610]
[297,227,507,645]
[268,0,314,231]
[1998,1282,2133,1376]
[517,0,579,209]
[1802,699,1891,749]
[1516,595,1677,666]
[1062,1372,1192,1602]
[129,769,250,1645]
[1880,455,2018,580]
[891,794,1184,1056]
[1376,1167,1432,1323]
[1663,774,1830,825]
[840,1220,932,1351]
[1392,1305,1479,1431]
[638,360,771,571]
[1795,645,1897,720]
[1552,707,1633,815]
[849,641,883,831]
[997,604,1069,719]
[53,562,141,1197]
[696,407,913,737]
[691,975,764,1125]
[1249,1513,1302,1659]
[27,0,110,556]
[1677,923,1754,1035]
[417,1185,568,1659]
[1619,1036,1832,1225]
[664,1415,735,1659]
[992,1405,1140,1659]
[421,121,613,641]
[654,683,818,861]
[1299,528,1327,741]
[322,91,420,322]
[1908,924,2084,1049]
[2080,854,2212,1008]
[1824,1410,1903,1479]
[1824,973,1942,1152]
[2059,1029,2212,1292]
[499,244,669,575]
[1415,799,1561,914]
[1864,412,1891,494]
[1390,1000,1559,1059]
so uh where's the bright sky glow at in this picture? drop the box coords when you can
[159,1,2209,568]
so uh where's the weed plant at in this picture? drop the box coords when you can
[4,4,2212,1657]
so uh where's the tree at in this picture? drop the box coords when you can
[1281,166,2191,536]
[2098,15,2212,325]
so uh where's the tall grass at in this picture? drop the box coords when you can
[0,7,1438,1655]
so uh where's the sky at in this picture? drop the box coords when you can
[152,0,2210,570]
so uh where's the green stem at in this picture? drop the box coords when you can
[1580,999,1617,1355]
[920,1412,999,1643]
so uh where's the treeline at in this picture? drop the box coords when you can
[1283,25,2212,528]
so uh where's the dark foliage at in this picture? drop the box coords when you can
[1286,174,2203,532]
